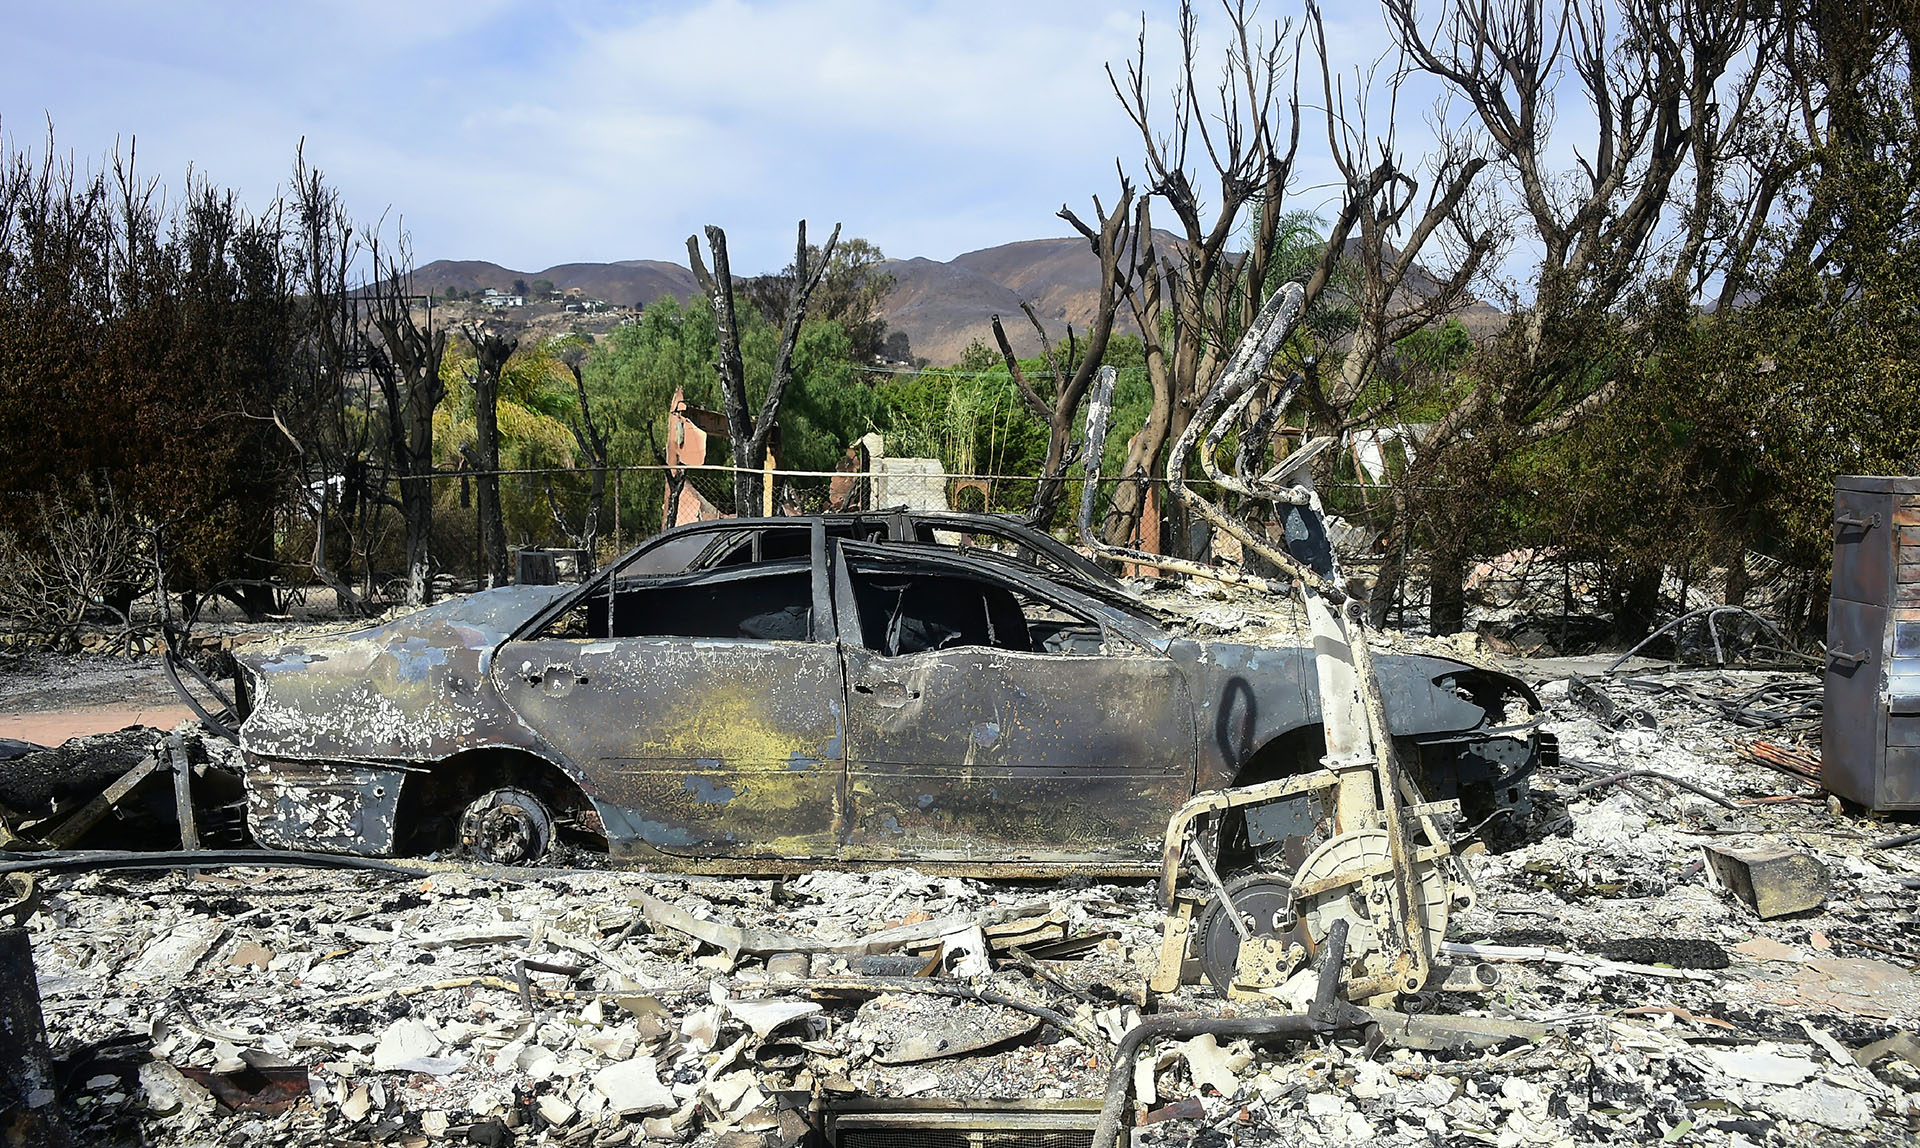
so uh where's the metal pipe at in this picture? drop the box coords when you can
[1072,285,1341,598]
[1161,283,1345,598]
[1189,843,1252,942]
[1076,365,1301,595]
[1604,605,1799,674]
[1567,769,1739,809]
[1344,613,1438,994]
[0,849,428,878]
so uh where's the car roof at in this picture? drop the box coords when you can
[515,515,1166,645]
[621,511,1133,596]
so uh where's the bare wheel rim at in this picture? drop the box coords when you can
[458,788,554,865]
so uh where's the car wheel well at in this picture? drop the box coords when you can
[1227,724,1328,788]
[1210,725,1325,873]
[395,749,601,856]
[1229,724,1436,790]
[1215,725,1433,872]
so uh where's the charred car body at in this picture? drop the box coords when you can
[231,511,1546,883]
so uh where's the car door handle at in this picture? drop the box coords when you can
[853,680,918,703]
[524,663,587,686]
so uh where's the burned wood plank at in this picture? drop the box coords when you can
[0,928,70,1146]
[41,752,160,850]
[633,890,1057,958]
[166,735,199,851]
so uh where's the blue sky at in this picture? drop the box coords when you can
[3,1,1411,274]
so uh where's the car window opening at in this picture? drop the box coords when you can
[849,568,1107,657]
[911,523,1067,578]
[537,564,814,642]
[701,522,898,571]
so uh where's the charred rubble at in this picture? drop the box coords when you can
[0,640,1912,1147]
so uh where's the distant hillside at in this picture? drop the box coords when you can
[952,237,1110,341]
[414,236,1499,365]
[887,234,1165,364]
[412,240,1115,365]
[411,258,697,310]
[877,256,1033,365]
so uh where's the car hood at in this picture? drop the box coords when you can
[351,584,577,646]
[235,585,569,762]
[1168,638,1540,785]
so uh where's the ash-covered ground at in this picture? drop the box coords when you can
[5,618,1918,1147]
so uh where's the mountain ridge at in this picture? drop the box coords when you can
[411,238,1100,365]
[412,236,1497,366]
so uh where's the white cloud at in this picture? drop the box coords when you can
[4,0,1429,273]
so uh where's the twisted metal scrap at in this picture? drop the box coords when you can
[1078,279,1450,1000]
[1078,281,1338,599]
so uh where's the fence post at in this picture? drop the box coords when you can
[613,469,622,555]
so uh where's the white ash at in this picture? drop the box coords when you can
[13,667,1918,1146]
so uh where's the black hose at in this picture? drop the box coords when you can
[1091,921,1370,1148]
[1602,606,1802,674]
[1610,672,1821,731]
[1089,1013,1332,1148]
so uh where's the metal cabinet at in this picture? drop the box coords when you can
[1823,476,1920,809]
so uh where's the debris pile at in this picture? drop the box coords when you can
[2,658,1916,1146]
[1144,581,1492,667]
[24,865,1153,1146]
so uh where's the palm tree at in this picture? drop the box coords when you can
[435,340,586,553]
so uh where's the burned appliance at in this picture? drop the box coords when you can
[1824,475,1920,810]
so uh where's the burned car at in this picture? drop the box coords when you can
[230,512,1546,880]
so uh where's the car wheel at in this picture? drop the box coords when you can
[1193,871,1298,994]
[458,787,555,865]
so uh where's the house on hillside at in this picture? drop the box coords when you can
[481,288,524,309]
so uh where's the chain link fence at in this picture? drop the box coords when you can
[280,464,1820,648]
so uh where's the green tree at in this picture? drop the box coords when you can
[741,236,895,362]
[779,319,876,472]
[435,339,582,552]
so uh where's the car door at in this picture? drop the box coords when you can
[832,544,1196,867]
[495,526,844,862]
